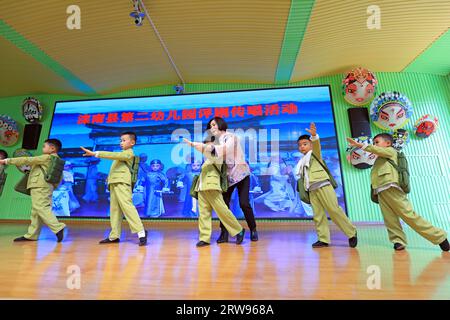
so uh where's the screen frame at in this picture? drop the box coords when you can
[48,84,348,221]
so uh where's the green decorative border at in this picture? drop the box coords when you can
[274,0,315,84]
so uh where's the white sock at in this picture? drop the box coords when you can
[138,230,146,238]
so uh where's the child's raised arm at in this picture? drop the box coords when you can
[363,145,396,159]
[2,155,51,166]
[305,122,317,137]
[81,146,133,161]
[182,139,215,160]
[346,138,395,159]
[307,123,322,159]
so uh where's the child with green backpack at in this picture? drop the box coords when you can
[0,139,66,242]
[347,133,449,251]
[183,137,245,247]
[80,131,148,246]
[296,123,358,248]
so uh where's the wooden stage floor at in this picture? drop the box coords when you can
[0,220,448,300]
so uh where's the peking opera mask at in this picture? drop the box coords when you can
[370,91,413,131]
[414,114,438,138]
[391,129,410,151]
[0,115,20,147]
[342,67,378,106]
[346,136,377,169]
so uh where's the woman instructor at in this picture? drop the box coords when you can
[206,117,259,243]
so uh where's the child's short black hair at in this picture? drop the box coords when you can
[45,139,62,152]
[207,117,228,131]
[0,150,8,159]
[121,131,137,142]
[374,133,394,145]
[297,134,311,142]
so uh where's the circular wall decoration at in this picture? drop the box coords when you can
[342,67,378,106]
[414,114,438,138]
[346,136,377,169]
[370,91,413,131]
[391,129,410,151]
[0,115,20,147]
[22,97,44,123]
[13,148,33,173]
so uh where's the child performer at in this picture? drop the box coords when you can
[80,132,148,246]
[0,139,66,242]
[347,134,448,251]
[297,123,357,248]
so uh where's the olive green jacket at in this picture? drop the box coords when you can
[193,144,224,193]
[305,137,330,185]
[196,160,222,192]
[8,154,59,189]
[96,148,134,186]
[364,145,399,189]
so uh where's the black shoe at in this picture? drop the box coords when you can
[439,239,449,252]
[250,229,259,241]
[394,243,406,251]
[196,241,210,247]
[312,240,329,248]
[348,233,358,248]
[216,229,229,244]
[99,238,120,244]
[13,236,34,242]
[139,230,148,246]
[56,228,65,243]
[236,229,245,245]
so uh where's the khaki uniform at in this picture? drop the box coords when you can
[195,158,243,243]
[365,145,447,246]
[8,154,66,240]
[306,138,356,243]
[96,149,144,240]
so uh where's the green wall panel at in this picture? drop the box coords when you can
[403,28,450,76]
[0,73,449,231]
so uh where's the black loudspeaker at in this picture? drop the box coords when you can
[347,107,371,137]
[22,123,42,150]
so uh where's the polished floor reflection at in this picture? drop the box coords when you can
[0,221,448,299]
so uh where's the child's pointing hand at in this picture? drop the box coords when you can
[80,147,95,157]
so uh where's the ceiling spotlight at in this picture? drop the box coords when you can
[130,0,145,26]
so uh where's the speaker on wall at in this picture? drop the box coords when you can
[22,123,42,150]
[347,107,371,137]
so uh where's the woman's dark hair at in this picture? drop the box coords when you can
[206,117,228,131]
[205,117,228,143]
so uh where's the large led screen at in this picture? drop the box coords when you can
[48,86,346,219]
